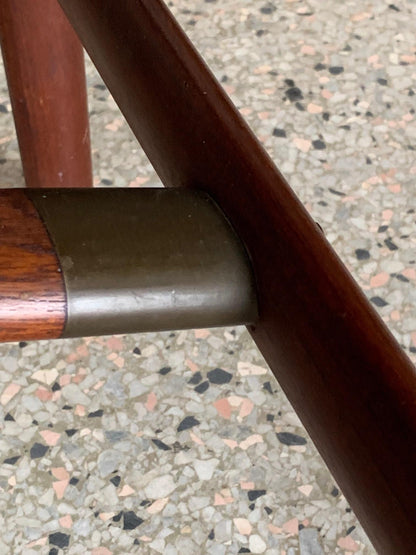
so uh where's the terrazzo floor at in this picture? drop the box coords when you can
[0,0,415,553]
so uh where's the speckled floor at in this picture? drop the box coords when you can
[0,1,415,553]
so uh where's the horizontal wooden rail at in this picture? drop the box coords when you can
[0,190,66,341]
[58,1,416,552]
[0,188,257,340]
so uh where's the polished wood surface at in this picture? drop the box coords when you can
[0,190,66,341]
[0,0,92,188]
[58,1,416,552]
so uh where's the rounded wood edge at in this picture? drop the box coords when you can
[0,189,66,341]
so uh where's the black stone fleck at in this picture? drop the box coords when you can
[112,511,123,522]
[140,500,151,507]
[249,503,255,510]
[32,420,38,426]
[152,438,171,451]
[395,274,409,283]
[4,456,20,465]
[377,78,388,86]
[312,139,326,150]
[110,475,121,487]
[123,511,144,530]
[133,347,141,355]
[49,532,70,548]
[207,368,232,384]
[331,486,339,497]
[388,4,400,10]
[65,429,77,437]
[378,225,388,233]
[264,506,272,515]
[295,102,305,111]
[134,539,140,545]
[284,79,295,87]
[260,3,276,14]
[248,489,266,501]
[272,127,286,138]
[266,414,274,422]
[30,442,49,459]
[239,549,251,554]
[101,178,112,185]
[322,112,330,121]
[159,366,171,375]
[329,188,346,196]
[277,431,307,446]
[329,66,344,75]
[370,296,388,307]
[51,382,61,392]
[62,405,73,410]
[49,549,59,555]
[314,63,326,71]
[88,409,104,418]
[4,413,15,421]
[355,248,370,260]
[195,381,210,394]
[263,381,273,394]
[347,525,356,535]
[285,87,303,102]
[188,371,202,385]
[69,477,79,486]
[177,416,200,432]
[208,529,215,540]
[19,341,28,348]
[385,238,398,251]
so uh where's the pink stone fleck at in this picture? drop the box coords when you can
[53,479,69,499]
[106,336,124,350]
[282,517,299,535]
[234,518,252,535]
[35,387,53,401]
[337,536,360,551]
[52,467,70,480]
[186,359,199,373]
[147,497,169,514]
[194,329,210,339]
[239,398,254,419]
[1,383,21,406]
[370,272,390,288]
[223,438,238,449]
[92,549,112,555]
[214,398,232,419]
[59,515,73,528]
[145,392,157,411]
[40,430,61,446]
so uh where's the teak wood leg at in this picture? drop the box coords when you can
[57,1,416,553]
[0,0,92,188]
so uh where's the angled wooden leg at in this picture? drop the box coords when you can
[0,0,92,188]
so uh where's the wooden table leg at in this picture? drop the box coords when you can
[0,0,92,188]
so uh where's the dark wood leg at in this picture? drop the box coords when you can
[0,0,92,188]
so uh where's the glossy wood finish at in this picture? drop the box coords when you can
[0,0,92,188]
[0,190,66,341]
[58,1,416,552]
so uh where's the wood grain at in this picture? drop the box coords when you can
[0,0,92,188]
[58,1,416,552]
[0,190,66,341]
